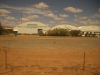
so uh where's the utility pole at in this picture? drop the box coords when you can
[21,11,22,23]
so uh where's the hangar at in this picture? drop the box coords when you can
[79,25,100,35]
[52,24,79,31]
[13,22,51,35]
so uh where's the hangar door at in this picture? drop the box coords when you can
[38,29,43,34]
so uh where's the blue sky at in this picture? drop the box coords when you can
[0,0,100,27]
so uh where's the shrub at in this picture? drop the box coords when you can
[47,28,70,36]
[70,30,81,37]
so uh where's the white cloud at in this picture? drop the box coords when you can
[5,16,16,20]
[0,19,16,26]
[55,11,58,12]
[44,14,55,18]
[93,8,100,18]
[74,15,88,21]
[49,21,55,24]
[64,7,83,13]
[59,14,69,18]
[21,18,29,22]
[0,4,52,15]
[0,9,11,13]
[98,8,100,12]
[74,15,78,17]
[74,15,100,25]
[0,4,24,11]
[44,13,64,21]
[54,17,64,21]
[26,15,39,20]
[0,9,11,16]
[21,15,39,22]
[31,2,49,9]
[79,19,100,25]
[59,21,68,24]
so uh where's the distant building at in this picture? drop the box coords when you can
[52,24,79,31]
[78,25,100,36]
[13,22,51,34]
[3,26,13,33]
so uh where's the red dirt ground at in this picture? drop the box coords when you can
[0,35,100,75]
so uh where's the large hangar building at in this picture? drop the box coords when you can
[13,22,51,34]
[52,24,79,31]
[79,25,100,35]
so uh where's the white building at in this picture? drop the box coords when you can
[52,24,79,31]
[13,22,51,34]
[79,25,100,35]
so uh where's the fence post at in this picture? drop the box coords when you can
[83,52,85,70]
[5,50,7,69]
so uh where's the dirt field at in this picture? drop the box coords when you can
[0,35,100,75]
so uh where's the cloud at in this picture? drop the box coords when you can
[0,19,16,26]
[44,14,55,18]
[98,8,100,12]
[49,21,55,24]
[31,2,49,9]
[59,14,69,18]
[79,19,100,25]
[21,15,39,22]
[0,9,11,16]
[54,17,64,21]
[93,8,100,18]
[74,15,100,25]
[64,7,83,13]
[0,4,54,26]
[21,18,29,22]
[5,16,16,20]
[0,4,52,15]
[74,15,88,21]
[55,11,58,12]
[44,13,64,21]
[0,4,24,11]
[59,21,68,24]
[26,15,39,20]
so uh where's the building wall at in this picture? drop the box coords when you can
[13,22,51,34]
[80,25,100,35]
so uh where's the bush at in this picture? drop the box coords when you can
[70,30,81,37]
[47,28,70,36]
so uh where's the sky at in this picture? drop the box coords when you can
[0,0,100,27]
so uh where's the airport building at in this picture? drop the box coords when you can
[13,22,51,34]
[78,25,100,35]
[13,22,100,36]
[52,24,79,31]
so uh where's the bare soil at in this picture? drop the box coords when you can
[0,35,100,75]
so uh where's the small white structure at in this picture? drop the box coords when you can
[52,24,79,31]
[79,25,100,35]
[13,22,51,34]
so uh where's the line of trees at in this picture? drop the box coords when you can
[39,28,81,37]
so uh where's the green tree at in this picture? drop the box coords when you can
[47,28,70,36]
[70,30,81,37]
